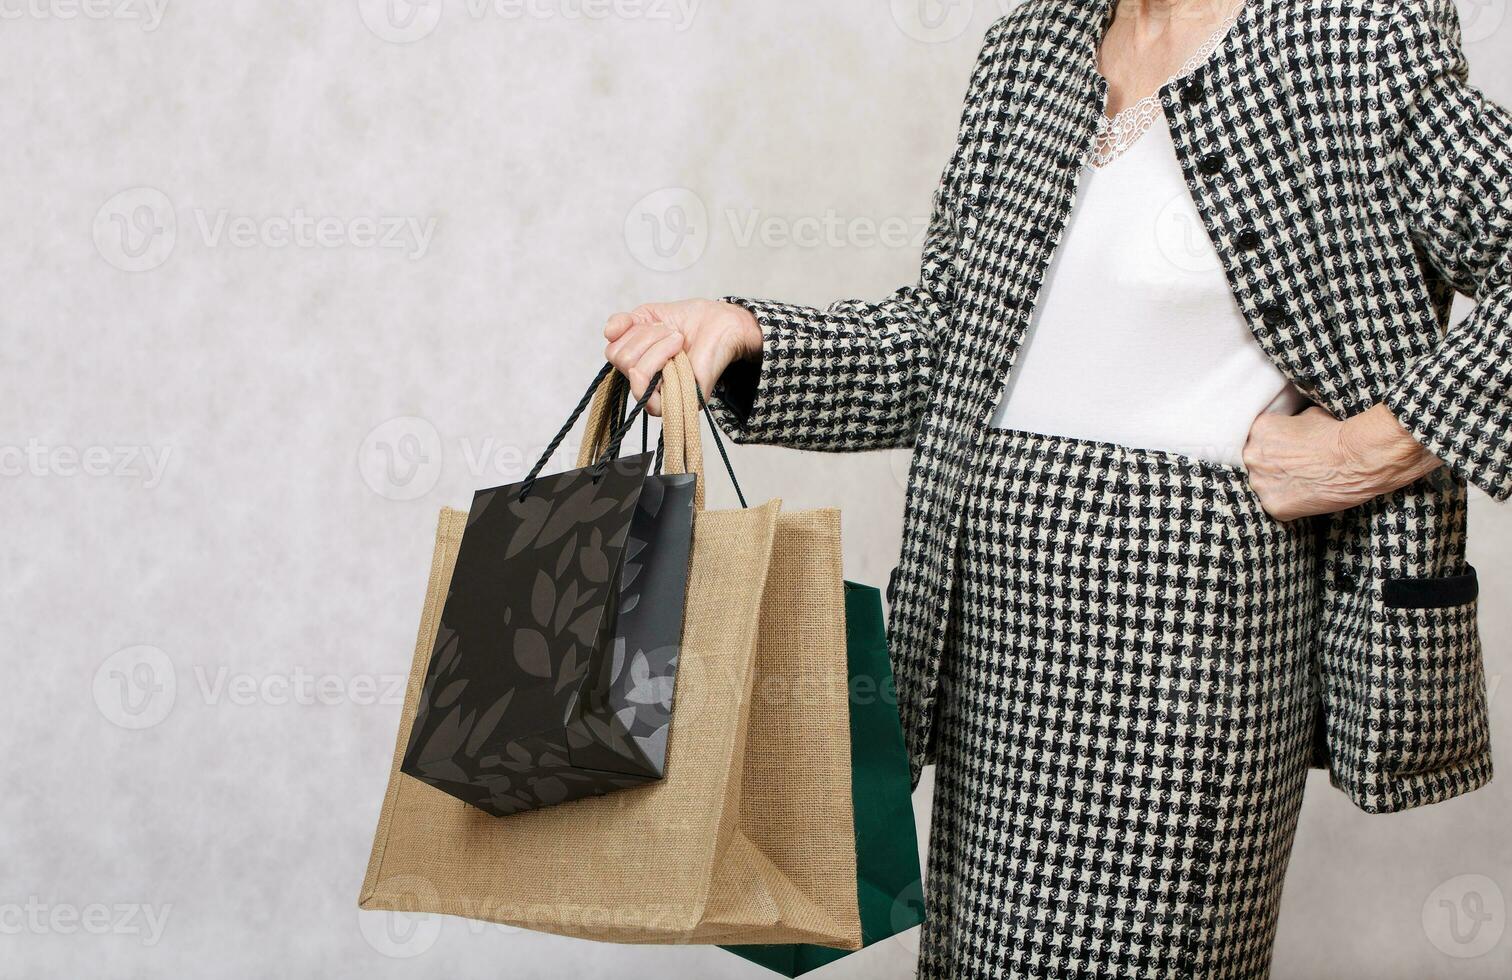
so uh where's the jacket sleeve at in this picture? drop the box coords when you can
[707,22,1007,452]
[1379,0,1512,502]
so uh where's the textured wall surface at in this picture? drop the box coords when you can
[2,1,1508,977]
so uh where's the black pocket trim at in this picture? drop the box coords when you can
[1383,567,1479,610]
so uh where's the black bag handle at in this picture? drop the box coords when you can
[693,378,747,509]
[518,362,746,508]
[518,363,662,501]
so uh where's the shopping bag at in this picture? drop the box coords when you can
[401,364,697,816]
[360,354,862,949]
[721,581,925,975]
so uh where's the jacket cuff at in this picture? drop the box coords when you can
[1383,330,1512,502]
[706,296,808,444]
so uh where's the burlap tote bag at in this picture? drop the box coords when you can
[360,354,861,949]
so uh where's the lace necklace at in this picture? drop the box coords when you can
[1089,3,1245,169]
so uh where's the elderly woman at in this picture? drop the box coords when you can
[603,0,1510,976]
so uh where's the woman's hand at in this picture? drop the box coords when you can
[1243,404,1445,521]
[604,300,764,416]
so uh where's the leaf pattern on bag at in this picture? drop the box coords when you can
[553,580,581,635]
[415,705,466,765]
[530,571,556,626]
[554,532,576,578]
[465,691,513,757]
[503,495,551,559]
[433,679,467,708]
[580,543,609,584]
[622,648,676,706]
[400,457,696,818]
[512,629,552,679]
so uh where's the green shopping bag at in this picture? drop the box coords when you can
[721,581,925,976]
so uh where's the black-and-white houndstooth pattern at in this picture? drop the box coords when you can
[711,0,1505,815]
[919,426,1317,979]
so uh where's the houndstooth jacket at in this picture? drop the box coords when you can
[709,0,1510,814]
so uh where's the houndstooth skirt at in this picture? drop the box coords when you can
[918,426,1320,980]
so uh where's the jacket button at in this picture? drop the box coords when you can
[1336,568,1358,593]
[1235,230,1262,251]
[1260,303,1287,328]
[1182,78,1205,104]
[1197,152,1225,176]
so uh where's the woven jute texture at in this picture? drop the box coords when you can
[359,355,859,948]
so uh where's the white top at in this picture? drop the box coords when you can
[988,115,1305,465]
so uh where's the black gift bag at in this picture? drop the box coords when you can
[401,365,697,816]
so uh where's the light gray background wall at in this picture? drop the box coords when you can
[2,1,1508,977]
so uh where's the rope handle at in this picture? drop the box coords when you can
[519,363,663,501]
[534,356,746,508]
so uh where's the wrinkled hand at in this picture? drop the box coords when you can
[1243,404,1444,522]
[603,300,763,416]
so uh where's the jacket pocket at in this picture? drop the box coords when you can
[1378,570,1490,778]
[1383,567,1480,609]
